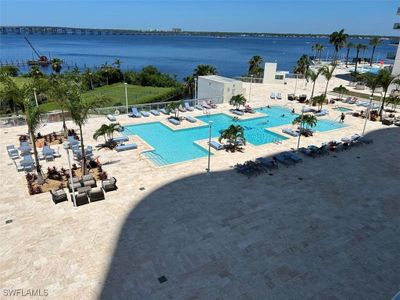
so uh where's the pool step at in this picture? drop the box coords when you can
[142,151,169,166]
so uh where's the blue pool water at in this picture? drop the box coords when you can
[124,106,346,165]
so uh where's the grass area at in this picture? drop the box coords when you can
[331,90,382,101]
[0,76,32,87]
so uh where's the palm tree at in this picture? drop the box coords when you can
[376,69,398,119]
[23,98,44,183]
[293,114,318,132]
[0,75,24,113]
[333,85,348,100]
[386,95,400,110]
[229,94,247,110]
[113,59,122,69]
[354,44,365,73]
[218,124,246,151]
[67,90,111,174]
[329,29,348,61]
[93,123,120,148]
[248,55,264,77]
[321,64,336,99]
[360,72,381,108]
[305,68,321,100]
[345,42,354,67]
[51,58,63,74]
[312,43,324,60]
[312,94,327,110]
[167,101,182,119]
[193,65,217,77]
[293,55,310,76]
[369,37,382,66]
[29,65,43,78]
[183,76,195,98]
[361,44,368,62]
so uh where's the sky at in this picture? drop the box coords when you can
[0,0,398,36]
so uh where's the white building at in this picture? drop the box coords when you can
[263,62,288,84]
[392,8,400,76]
[197,75,244,103]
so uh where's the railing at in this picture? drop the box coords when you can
[235,76,264,83]
[0,96,224,128]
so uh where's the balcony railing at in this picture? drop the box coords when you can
[387,52,396,60]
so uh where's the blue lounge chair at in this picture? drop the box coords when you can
[168,118,180,125]
[283,152,303,163]
[209,141,224,150]
[282,128,299,137]
[184,102,194,111]
[115,143,138,152]
[186,116,197,123]
[195,104,203,110]
[141,110,150,117]
[8,149,19,159]
[150,109,160,116]
[274,154,294,167]
[67,136,79,145]
[232,109,244,116]
[111,136,129,144]
[160,108,169,115]
[129,107,141,118]
[256,157,278,169]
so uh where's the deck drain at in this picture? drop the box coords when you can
[5,219,13,224]
[158,276,167,283]
[268,173,273,176]
[139,187,146,191]
[356,156,361,159]
[298,177,303,181]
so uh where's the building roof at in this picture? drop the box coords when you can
[199,75,240,83]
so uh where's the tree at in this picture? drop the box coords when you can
[293,55,310,76]
[29,65,43,78]
[305,68,321,100]
[386,95,400,110]
[369,37,382,66]
[0,75,24,113]
[293,114,318,132]
[312,94,326,111]
[354,44,365,73]
[23,98,44,184]
[229,94,247,110]
[321,64,336,99]
[67,90,111,174]
[376,69,398,120]
[360,44,368,61]
[345,42,354,67]
[0,65,19,76]
[312,43,324,60]
[193,65,217,77]
[166,101,182,119]
[113,59,122,69]
[93,123,120,149]
[329,29,348,61]
[51,58,63,74]
[218,125,246,151]
[333,85,348,100]
[248,55,264,77]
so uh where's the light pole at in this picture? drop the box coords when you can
[63,142,77,207]
[361,96,374,136]
[296,106,304,151]
[206,121,213,173]
[249,74,254,102]
[124,82,128,114]
[194,77,198,99]
[294,74,298,95]
[33,88,39,107]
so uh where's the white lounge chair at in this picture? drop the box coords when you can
[276,92,282,100]
[186,116,197,123]
[184,102,194,111]
[107,114,117,121]
[282,128,299,137]
[209,141,224,150]
[168,118,180,125]
[270,92,276,99]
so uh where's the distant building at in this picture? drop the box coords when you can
[263,62,288,84]
[172,28,182,33]
[392,7,400,76]
[197,75,244,103]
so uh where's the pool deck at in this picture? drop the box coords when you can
[1,79,399,299]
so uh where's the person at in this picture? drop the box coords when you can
[340,113,345,123]
[281,114,285,117]
[292,108,295,114]
[267,105,271,108]
[232,116,239,121]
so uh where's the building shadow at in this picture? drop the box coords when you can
[100,128,400,299]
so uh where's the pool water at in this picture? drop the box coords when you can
[334,106,353,112]
[124,106,346,165]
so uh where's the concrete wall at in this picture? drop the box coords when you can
[392,44,400,76]
[263,63,277,84]
[198,77,244,103]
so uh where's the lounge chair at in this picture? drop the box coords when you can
[201,101,211,109]
[115,143,138,152]
[111,136,129,144]
[150,109,160,116]
[8,149,19,159]
[19,144,32,155]
[184,102,194,111]
[68,177,82,192]
[283,152,303,163]
[107,114,117,121]
[129,107,141,118]
[232,109,244,116]
[141,110,150,117]
[208,100,217,108]
[50,189,68,204]
[67,136,79,146]
[348,98,357,104]
[235,161,264,178]
[282,128,299,137]
[276,93,282,100]
[81,174,97,188]
[274,154,295,167]
[168,118,180,125]
[314,109,329,117]
[195,104,203,110]
[209,140,224,150]
[302,107,316,113]
[24,164,34,172]
[256,157,278,169]
[160,108,169,115]
[71,192,89,206]
[358,136,373,144]
[298,94,307,102]
[244,105,255,113]
[270,92,276,99]
[88,187,105,202]
[179,106,187,112]
[287,94,296,101]
[186,116,197,123]
[14,161,24,172]
[102,177,118,192]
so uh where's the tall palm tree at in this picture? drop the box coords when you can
[369,37,382,66]
[193,64,217,77]
[51,58,63,74]
[360,73,381,103]
[67,90,111,174]
[345,42,354,67]
[93,123,120,147]
[312,94,327,110]
[376,69,398,119]
[167,101,182,119]
[312,43,324,60]
[354,43,365,73]
[49,78,74,136]
[219,124,246,151]
[321,64,336,99]
[23,98,44,183]
[361,44,368,62]
[229,94,247,110]
[316,44,324,60]
[293,114,318,130]
[305,68,321,100]
[248,55,264,77]
[294,54,310,76]
[329,29,348,61]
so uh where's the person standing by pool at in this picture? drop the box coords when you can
[340,113,345,123]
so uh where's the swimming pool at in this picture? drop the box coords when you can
[125,106,346,165]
